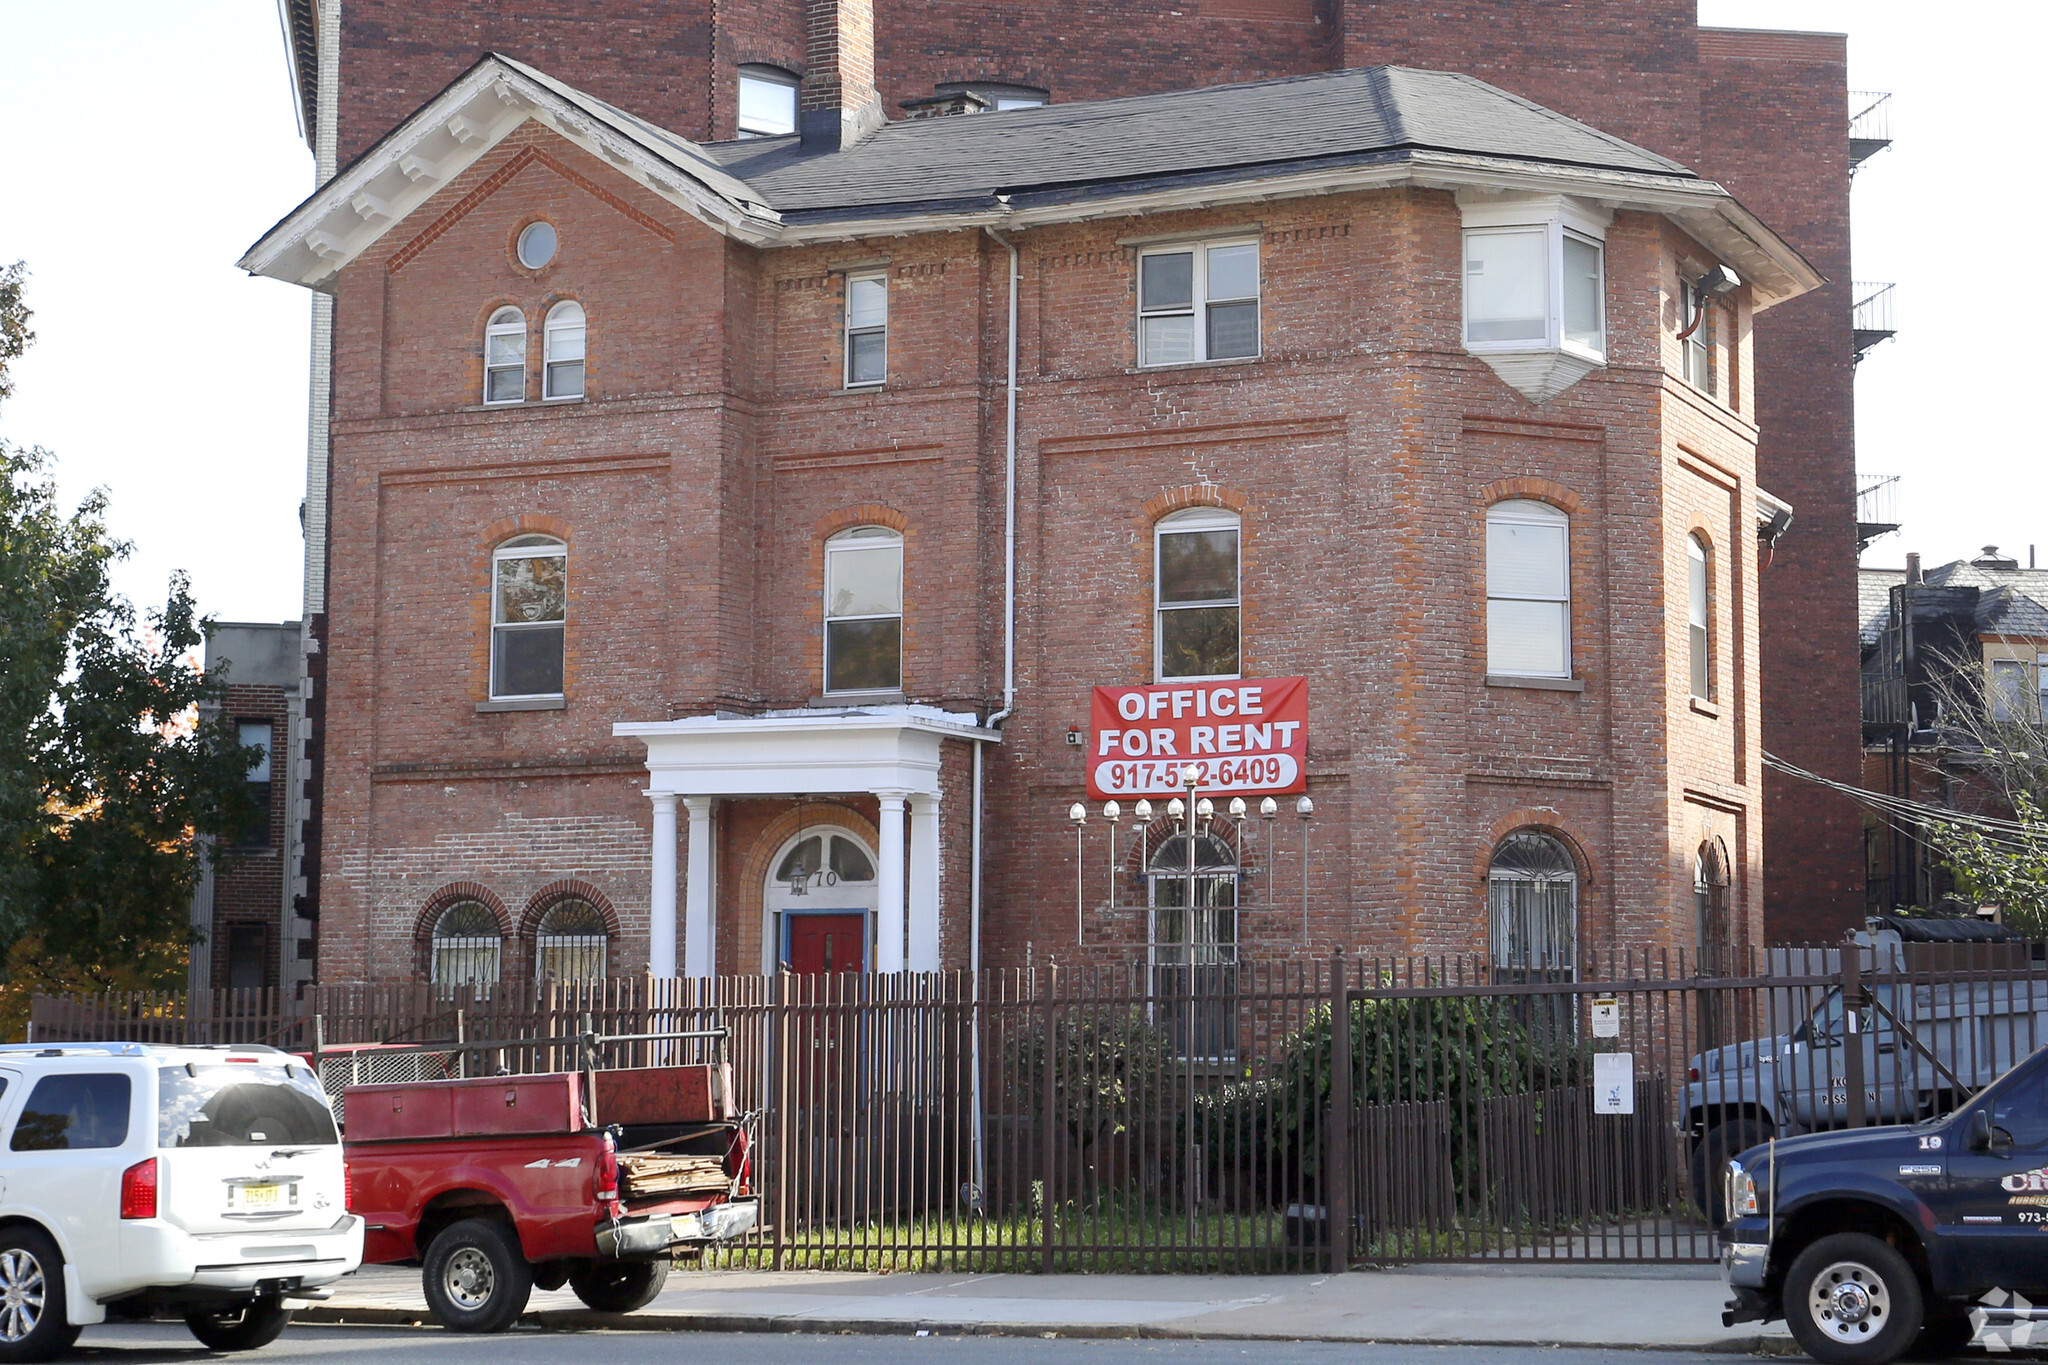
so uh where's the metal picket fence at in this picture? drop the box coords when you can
[29,940,2048,1270]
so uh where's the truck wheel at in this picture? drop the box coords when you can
[1690,1116,1768,1225]
[569,1258,669,1314]
[1785,1233,1924,1365]
[422,1219,533,1333]
[0,1226,82,1365]
[185,1294,292,1351]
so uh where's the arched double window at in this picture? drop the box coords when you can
[492,534,567,700]
[484,306,526,404]
[1486,499,1571,679]
[1488,831,1577,981]
[543,301,586,400]
[533,899,608,981]
[1156,508,1241,681]
[429,901,502,994]
[1147,829,1239,1061]
[824,526,902,694]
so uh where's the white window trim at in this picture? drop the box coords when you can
[737,65,799,139]
[1681,279,1713,393]
[1486,499,1573,681]
[842,271,888,389]
[1459,194,1609,364]
[542,301,585,401]
[822,527,903,695]
[1155,507,1242,683]
[483,306,526,406]
[1136,237,1262,368]
[1688,533,1713,700]
[491,538,567,701]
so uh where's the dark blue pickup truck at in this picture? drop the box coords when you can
[1721,1044,2048,1363]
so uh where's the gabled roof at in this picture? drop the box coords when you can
[242,53,1821,305]
[1859,562,2048,647]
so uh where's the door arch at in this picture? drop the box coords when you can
[763,825,880,973]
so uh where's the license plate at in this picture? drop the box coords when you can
[239,1183,282,1208]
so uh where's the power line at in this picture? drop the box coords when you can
[1762,751,2045,849]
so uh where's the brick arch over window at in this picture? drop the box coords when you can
[412,882,511,945]
[1139,483,1253,526]
[517,880,621,940]
[1479,477,1583,516]
[1475,809,1598,889]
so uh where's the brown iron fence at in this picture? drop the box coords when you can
[29,941,2048,1271]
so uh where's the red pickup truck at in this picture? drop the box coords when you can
[334,1054,756,1331]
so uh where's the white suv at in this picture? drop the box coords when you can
[0,1042,363,1361]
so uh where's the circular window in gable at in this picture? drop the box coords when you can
[516,221,558,270]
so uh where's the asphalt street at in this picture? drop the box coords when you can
[66,1324,1779,1365]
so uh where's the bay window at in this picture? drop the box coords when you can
[1460,194,1609,403]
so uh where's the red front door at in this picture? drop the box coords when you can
[786,913,867,974]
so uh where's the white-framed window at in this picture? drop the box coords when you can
[1688,534,1712,700]
[738,65,799,138]
[1991,658,2032,723]
[1156,508,1241,681]
[516,221,558,270]
[1681,280,1712,392]
[484,306,526,404]
[533,899,608,981]
[1138,240,1260,367]
[543,301,585,400]
[429,900,502,994]
[492,534,567,699]
[236,719,274,849]
[824,526,902,693]
[1486,498,1571,678]
[1461,198,1607,361]
[843,273,887,387]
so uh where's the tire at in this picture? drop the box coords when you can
[421,1219,533,1334]
[1691,1116,1769,1225]
[1784,1232,1924,1365]
[0,1226,83,1364]
[185,1295,292,1352]
[568,1258,669,1314]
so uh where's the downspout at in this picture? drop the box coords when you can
[969,220,1020,1207]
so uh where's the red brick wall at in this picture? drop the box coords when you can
[313,123,1772,983]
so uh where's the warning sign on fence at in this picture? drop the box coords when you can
[1593,1052,1635,1115]
[1590,997,1620,1038]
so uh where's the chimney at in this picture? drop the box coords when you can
[800,0,882,152]
[1905,552,1922,585]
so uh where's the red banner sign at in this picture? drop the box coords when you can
[1086,677,1308,799]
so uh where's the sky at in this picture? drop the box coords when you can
[0,1,2039,628]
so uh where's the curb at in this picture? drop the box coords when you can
[295,1304,1801,1353]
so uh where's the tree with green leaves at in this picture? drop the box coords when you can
[0,262,260,1034]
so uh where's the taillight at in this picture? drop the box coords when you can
[1688,1066,1701,1083]
[343,1162,355,1212]
[121,1158,158,1219]
[596,1133,620,1203]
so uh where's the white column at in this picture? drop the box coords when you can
[683,796,716,979]
[647,791,679,977]
[874,790,908,973]
[908,793,942,972]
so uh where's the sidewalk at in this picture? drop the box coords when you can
[304,1262,1798,1353]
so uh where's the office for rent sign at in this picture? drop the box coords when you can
[1087,677,1308,799]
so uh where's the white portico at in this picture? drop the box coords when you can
[615,705,999,977]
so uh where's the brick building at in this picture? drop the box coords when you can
[253,0,1863,987]
[188,622,314,993]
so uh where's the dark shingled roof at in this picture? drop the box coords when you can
[697,65,1696,217]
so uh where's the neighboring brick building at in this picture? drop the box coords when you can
[189,622,314,993]
[247,4,1834,989]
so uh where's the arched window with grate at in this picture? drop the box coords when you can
[1146,830,1239,1061]
[429,900,501,995]
[534,899,608,982]
[1487,831,1577,982]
